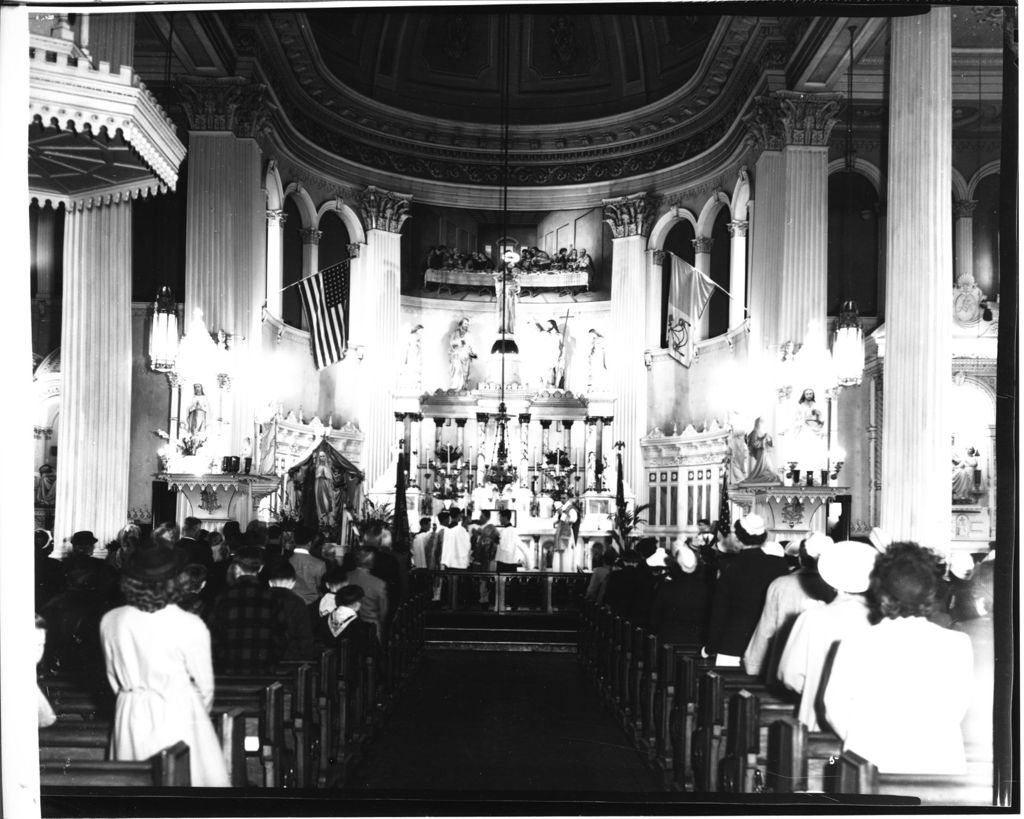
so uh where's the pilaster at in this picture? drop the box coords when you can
[727,219,748,329]
[352,185,412,488]
[604,192,651,497]
[692,236,714,341]
[953,199,977,283]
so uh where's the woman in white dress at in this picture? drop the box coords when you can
[99,532,230,787]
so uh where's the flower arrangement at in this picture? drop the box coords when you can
[154,428,207,458]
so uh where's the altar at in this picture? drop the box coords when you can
[155,473,282,531]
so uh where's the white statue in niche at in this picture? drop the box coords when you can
[587,328,609,393]
[448,317,477,391]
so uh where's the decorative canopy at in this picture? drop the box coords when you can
[284,439,363,536]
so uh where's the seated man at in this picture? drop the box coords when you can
[345,550,389,641]
[207,546,288,673]
[822,541,974,774]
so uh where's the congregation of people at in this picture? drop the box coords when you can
[34,516,410,786]
[583,513,994,777]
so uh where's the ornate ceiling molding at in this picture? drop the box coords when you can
[240,12,787,187]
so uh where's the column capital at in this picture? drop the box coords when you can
[360,186,412,233]
[454,418,468,428]
[652,249,667,265]
[746,90,843,152]
[347,242,362,259]
[539,419,553,429]
[299,227,322,245]
[266,209,286,225]
[727,219,749,238]
[177,76,267,138]
[692,236,714,254]
[602,192,652,239]
[394,412,406,423]
[518,413,532,425]
[476,412,490,424]
[953,199,978,218]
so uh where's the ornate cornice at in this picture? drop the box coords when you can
[244,12,782,187]
[745,90,843,152]
[602,193,652,238]
[360,186,412,233]
[177,75,267,138]
[953,199,978,219]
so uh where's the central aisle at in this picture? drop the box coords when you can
[351,650,660,793]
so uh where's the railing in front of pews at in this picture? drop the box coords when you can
[410,569,589,614]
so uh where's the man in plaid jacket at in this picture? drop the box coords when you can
[207,546,289,674]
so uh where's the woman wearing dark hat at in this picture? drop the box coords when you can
[99,539,229,787]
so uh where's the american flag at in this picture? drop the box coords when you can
[297,260,349,370]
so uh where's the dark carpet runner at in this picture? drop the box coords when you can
[350,650,659,793]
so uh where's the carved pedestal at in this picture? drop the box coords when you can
[727,485,844,544]
[156,473,282,531]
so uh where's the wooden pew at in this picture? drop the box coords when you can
[636,634,659,761]
[669,651,699,791]
[718,689,764,793]
[825,750,993,806]
[40,741,191,787]
[690,670,725,792]
[766,717,842,793]
[213,679,286,787]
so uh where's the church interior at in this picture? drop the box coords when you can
[3,2,1017,814]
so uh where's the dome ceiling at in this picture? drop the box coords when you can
[307,11,721,126]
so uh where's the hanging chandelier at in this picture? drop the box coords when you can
[832,300,864,387]
[485,12,518,491]
[148,286,178,372]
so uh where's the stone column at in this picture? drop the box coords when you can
[518,413,531,487]
[692,236,714,341]
[746,91,841,351]
[953,199,977,283]
[178,76,266,455]
[84,13,134,72]
[297,227,322,332]
[727,219,749,329]
[350,186,411,489]
[54,199,133,550]
[604,193,651,497]
[264,209,286,318]
[880,8,953,550]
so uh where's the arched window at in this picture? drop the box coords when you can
[281,196,305,329]
[318,210,352,339]
[708,208,731,338]
[827,170,880,317]
[660,220,695,348]
[972,173,1000,299]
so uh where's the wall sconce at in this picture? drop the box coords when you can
[148,286,178,373]
[643,350,653,370]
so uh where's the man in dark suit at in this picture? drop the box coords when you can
[704,513,790,664]
[288,525,326,607]
[345,549,389,642]
[179,517,212,568]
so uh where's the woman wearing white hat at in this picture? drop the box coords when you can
[777,540,876,731]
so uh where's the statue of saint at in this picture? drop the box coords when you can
[314,451,335,527]
[587,328,608,392]
[448,317,477,390]
[792,388,827,471]
[537,320,565,387]
[952,446,979,503]
[742,418,779,484]
[186,383,210,436]
[35,463,56,506]
[492,269,521,335]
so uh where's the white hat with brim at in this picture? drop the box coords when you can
[739,513,766,537]
[818,540,878,594]
[677,545,698,573]
[803,531,834,560]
